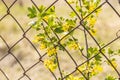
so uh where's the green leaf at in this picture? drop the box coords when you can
[32,22,41,30]
[66,19,76,26]
[69,12,76,18]
[60,17,65,21]
[41,12,49,18]
[44,6,55,18]
[39,5,46,13]
[58,44,65,51]
[54,27,64,33]
[105,75,117,80]
[47,6,55,14]
[94,54,102,64]
[82,21,88,26]
[81,11,87,17]
[45,26,51,34]
[76,5,81,12]
[48,17,54,26]
[95,54,101,60]
[58,78,62,80]
[51,37,57,42]
[88,47,98,58]
[37,33,45,37]
[69,38,73,41]
[27,6,37,18]
[108,48,114,55]
[74,38,78,42]
[96,0,101,6]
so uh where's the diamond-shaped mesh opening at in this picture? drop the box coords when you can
[26,62,56,80]
[0,54,23,80]
[95,3,120,43]
[24,26,44,56]
[0,16,23,45]
[56,50,76,76]
[55,0,77,18]
[10,0,34,30]
[11,38,40,70]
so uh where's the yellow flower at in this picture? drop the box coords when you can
[44,59,57,72]
[40,43,46,50]
[47,47,57,57]
[62,23,70,32]
[78,64,103,76]
[91,65,103,75]
[111,60,117,68]
[96,8,102,16]
[89,17,97,26]
[43,15,56,21]
[94,65,103,72]
[43,16,49,21]
[68,42,79,50]
[107,59,117,69]
[89,3,96,12]
[78,64,86,72]
[32,35,44,43]
[90,29,97,36]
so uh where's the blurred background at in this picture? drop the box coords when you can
[0,0,120,80]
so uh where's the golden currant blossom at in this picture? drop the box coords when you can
[47,47,57,57]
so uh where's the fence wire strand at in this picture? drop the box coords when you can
[0,0,120,80]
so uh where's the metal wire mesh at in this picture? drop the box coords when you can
[0,0,120,80]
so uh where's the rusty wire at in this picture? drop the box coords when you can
[0,0,120,80]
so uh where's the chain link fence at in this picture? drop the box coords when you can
[0,0,120,80]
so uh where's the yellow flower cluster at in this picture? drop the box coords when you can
[107,59,117,69]
[78,64,103,76]
[111,60,117,69]
[90,29,97,36]
[88,17,97,27]
[66,75,84,80]
[78,64,86,72]
[47,47,57,57]
[68,42,79,50]
[96,8,102,16]
[33,35,44,43]
[84,16,97,36]
[43,15,56,21]
[91,65,103,75]
[88,3,96,12]
[81,0,102,36]
[62,23,70,32]
[88,1,102,16]
[44,58,57,72]
[43,16,49,21]
[39,43,46,50]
